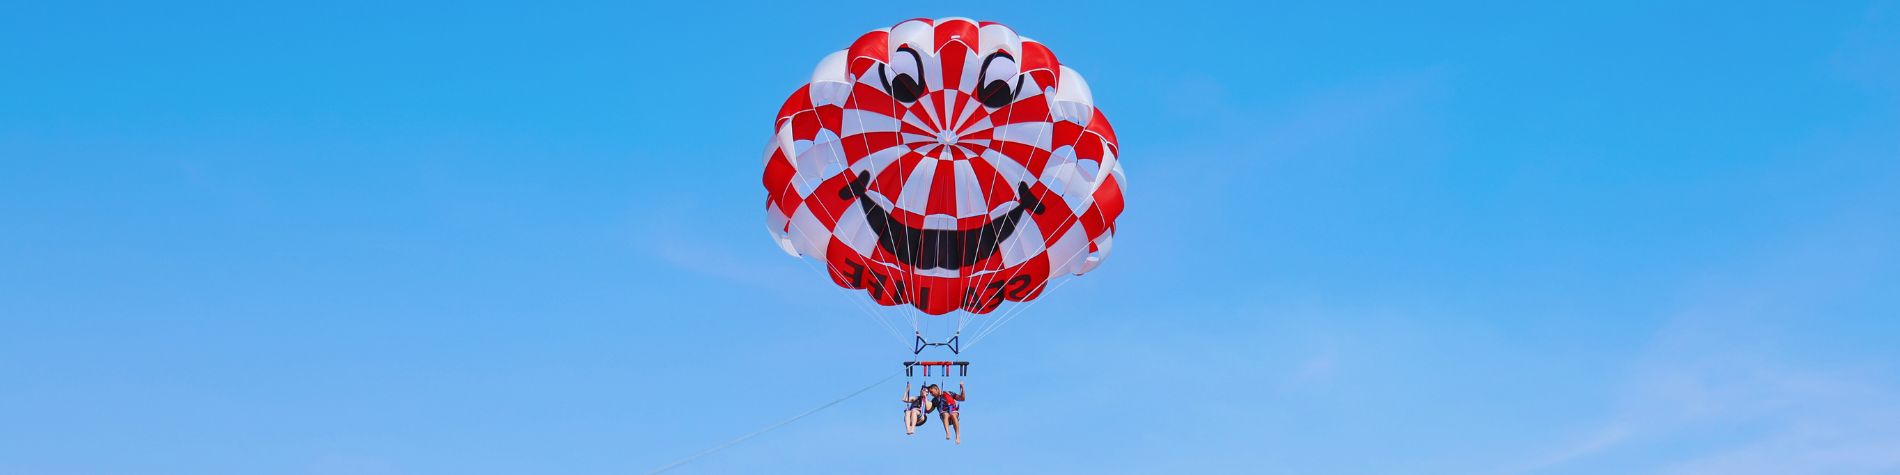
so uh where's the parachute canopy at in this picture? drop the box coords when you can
[764,18,1124,315]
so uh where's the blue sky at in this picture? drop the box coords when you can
[4,1,1900,473]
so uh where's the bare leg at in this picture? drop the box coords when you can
[904,409,918,435]
[940,412,952,440]
[949,413,961,444]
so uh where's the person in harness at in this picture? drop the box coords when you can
[902,382,935,435]
[928,382,966,444]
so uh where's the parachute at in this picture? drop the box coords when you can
[762,18,1125,321]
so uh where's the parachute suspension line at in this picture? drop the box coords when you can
[775,183,909,348]
[848,78,925,337]
[966,100,1097,332]
[957,72,1030,336]
[811,88,923,342]
[774,184,901,344]
[788,255,910,350]
[968,178,1110,349]
[964,98,1105,344]
[967,272,1080,350]
[893,91,927,337]
[889,111,926,337]
[968,196,1099,348]
[968,201,1101,349]
[781,108,912,350]
[643,370,902,475]
[779,201,906,347]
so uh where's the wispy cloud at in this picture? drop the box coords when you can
[651,232,796,291]
[1505,208,1900,474]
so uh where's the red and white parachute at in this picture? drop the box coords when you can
[763,18,1124,317]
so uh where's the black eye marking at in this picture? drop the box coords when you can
[888,71,923,102]
[976,51,1023,109]
[977,77,1023,108]
[879,46,928,103]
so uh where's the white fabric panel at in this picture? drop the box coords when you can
[850,144,909,178]
[809,82,852,108]
[862,188,897,211]
[958,144,981,159]
[771,230,800,257]
[951,159,986,218]
[1076,157,1101,182]
[888,20,935,53]
[765,205,796,257]
[787,205,831,260]
[817,159,845,182]
[918,93,942,129]
[1000,216,1045,267]
[1050,66,1095,124]
[978,23,1021,58]
[841,109,900,137]
[787,141,814,197]
[1044,223,1089,275]
[1077,234,1113,274]
[954,49,980,94]
[924,51,943,92]
[881,20,935,93]
[810,50,849,84]
[901,105,934,131]
[979,149,1032,186]
[774,123,798,167]
[1039,145,1097,214]
[765,204,790,235]
[952,92,981,127]
[894,158,938,214]
[792,130,843,197]
[1093,149,1119,187]
[989,200,1019,219]
[923,214,957,230]
[791,138,810,158]
[761,136,780,166]
[832,205,877,255]
[1052,65,1095,106]
[885,20,938,87]
[808,50,852,106]
[992,122,1052,150]
[1015,74,1046,101]
[1052,102,1093,126]
[856,65,888,89]
[957,114,993,134]
[902,133,936,146]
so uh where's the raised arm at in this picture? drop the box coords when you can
[901,382,914,403]
[956,382,967,400]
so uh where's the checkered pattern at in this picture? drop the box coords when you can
[764,18,1125,315]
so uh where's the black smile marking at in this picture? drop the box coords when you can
[838,171,1046,270]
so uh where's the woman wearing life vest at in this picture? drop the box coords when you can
[901,383,935,435]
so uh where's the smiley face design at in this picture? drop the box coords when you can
[764,18,1125,315]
